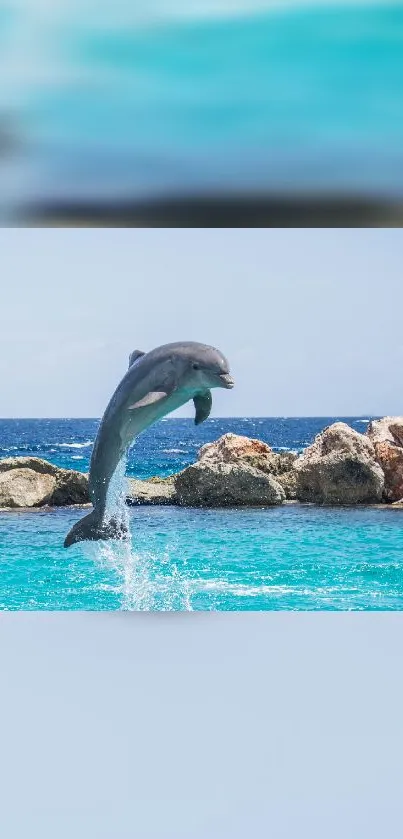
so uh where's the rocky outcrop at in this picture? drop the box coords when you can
[49,470,89,505]
[196,433,297,498]
[0,456,61,476]
[0,457,89,508]
[294,422,384,505]
[175,460,285,507]
[174,434,286,506]
[264,451,298,499]
[127,476,176,505]
[0,468,57,508]
[4,421,403,510]
[366,417,403,502]
[198,433,274,465]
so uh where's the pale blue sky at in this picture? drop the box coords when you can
[1,227,402,418]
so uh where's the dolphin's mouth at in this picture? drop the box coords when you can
[219,373,235,389]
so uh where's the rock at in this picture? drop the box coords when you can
[197,433,297,499]
[0,468,56,508]
[367,416,403,446]
[0,456,60,476]
[127,476,177,505]
[175,460,285,507]
[294,422,384,504]
[198,433,274,464]
[0,457,89,507]
[266,451,298,499]
[367,417,403,502]
[49,470,89,505]
[390,422,403,447]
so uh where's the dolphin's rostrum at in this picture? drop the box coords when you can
[64,341,234,547]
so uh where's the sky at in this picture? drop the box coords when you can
[1,227,402,418]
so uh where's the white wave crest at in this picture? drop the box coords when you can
[55,440,93,448]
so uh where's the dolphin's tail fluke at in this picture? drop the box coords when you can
[64,509,129,548]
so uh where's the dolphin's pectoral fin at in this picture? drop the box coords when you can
[128,349,145,368]
[193,390,212,425]
[128,391,168,410]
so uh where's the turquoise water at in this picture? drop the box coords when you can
[3,2,403,203]
[1,504,403,611]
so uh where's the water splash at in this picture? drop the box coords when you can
[90,455,193,610]
[94,538,193,610]
[104,455,130,529]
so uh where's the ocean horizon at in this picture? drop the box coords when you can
[2,414,403,612]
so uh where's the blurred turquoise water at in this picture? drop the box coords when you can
[3,3,403,201]
[1,504,403,610]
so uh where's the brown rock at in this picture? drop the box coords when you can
[127,476,176,505]
[0,456,60,475]
[49,470,89,505]
[0,457,89,507]
[175,460,285,507]
[390,422,403,447]
[197,433,297,499]
[198,433,274,464]
[0,468,56,507]
[367,417,403,502]
[295,422,384,504]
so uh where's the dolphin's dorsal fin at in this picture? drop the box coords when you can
[128,349,145,368]
[193,390,212,425]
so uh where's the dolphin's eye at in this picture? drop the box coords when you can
[192,362,200,370]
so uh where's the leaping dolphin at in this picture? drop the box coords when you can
[64,341,234,547]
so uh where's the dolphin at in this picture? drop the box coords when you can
[64,341,234,548]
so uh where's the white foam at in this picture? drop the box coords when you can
[92,541,193,611]
[55,440,93,448]
[195,580,344,598]
[197,580,296,597]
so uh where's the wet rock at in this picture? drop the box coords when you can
[367,417,403,502]
[295,422,384,504]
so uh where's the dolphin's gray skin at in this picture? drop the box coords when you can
[64,341,234,548]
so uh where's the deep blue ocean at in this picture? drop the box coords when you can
[1,416,403,611]
[0,415,377,476]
